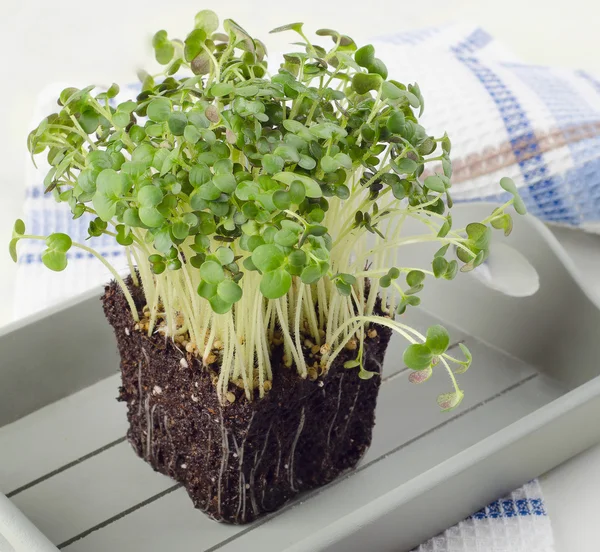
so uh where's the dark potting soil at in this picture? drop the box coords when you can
[102,279,392,524]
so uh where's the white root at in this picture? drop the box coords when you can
[144,395,152,460]
[251,421,272,515]
[233,413,254,522]
[288,407,306,492]
[217,407,229,516]
[164,415,175,472]
[137,360,143,416]
[326,375,344,451]
[341,383,361,440]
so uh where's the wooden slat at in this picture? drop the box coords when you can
[55,335,557,551]
[0,375,126,495]
[10,442,174,546]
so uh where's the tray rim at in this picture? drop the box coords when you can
[289,373,600,551]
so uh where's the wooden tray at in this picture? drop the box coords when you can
[1,204,599,551]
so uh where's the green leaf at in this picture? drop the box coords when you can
[9,238,19,263]
[491,213,514,236]
[138,185,163,206]
[425,325,450,355]
[260,269,292,299]
[403,344,433,371]
[41,250,68,272]
[217,279,243,303]
[215,247,234,265]
[273,144,300,163]
[112,111,130,129]
[139,207,165,227]
[87,150,113,170]
[351,73,382,95]
[213,173,237,193]
[46,232,73,253]
[273,172,322,198]
[387,268,399,280]
[196,182,221,201]
[432,256,448,278]
[194,9,219,33]
[321,155,339,173]
[184,28,207,61]
[200,260,225,284]
[274,227,299,247]
[513,196,527,215]
[424,175,446,193]
[190,163,212,187]
[92,193,119,222]
[252,244,284,272]
[288,249,307,267]
[387,110,405,134]
[41,233,73,272]
[466,223,491,249]
[152,30,175,65]
[335,280,352,296]
[273,190,292,210]
[131,144,155,169]
[379,275,391,288]
[444,260,459,280]
[358,369,376,380]
[147,98,171,122]
[184,124,201,144]
[270,22,304,34]
[437,390,465,411]
[13,219,25,237]
[79,107,100,134]
[309,122,347,140]
[408,367,433,384]
[334,153,352,170]
[210,82,235,97]
[500,177,518,195]
[354,44,375,67]
[394,158,418,174]
[300,264,322,284]
[406,270,425,287]
[197,281,218,299]
[442,157,452,178]
[235,84,260,97]
[381,80,402,100]
[116,224,134,246]
[209,295,233,314]
[457,343,473,373]
[367,58,388,79]
[289,181,306,204]
[262,154,284,174]
[168,112,187,135]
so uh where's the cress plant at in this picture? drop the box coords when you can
[10,12,526,409]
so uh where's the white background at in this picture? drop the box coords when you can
[1,1,600,549]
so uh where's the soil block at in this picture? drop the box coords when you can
[102,280,392,524]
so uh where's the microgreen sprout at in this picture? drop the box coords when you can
[12,12,525,408]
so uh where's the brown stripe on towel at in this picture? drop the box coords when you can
[424,122,600,183]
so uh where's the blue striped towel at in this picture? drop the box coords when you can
[15,24,559,551]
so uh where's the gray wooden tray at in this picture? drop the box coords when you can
[1,204,599,551]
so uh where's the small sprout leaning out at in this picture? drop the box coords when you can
[12,12,526,411]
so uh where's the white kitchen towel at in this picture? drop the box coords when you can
[373,25,600,232]
[14,24,558,552]
[412,480,554,552]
